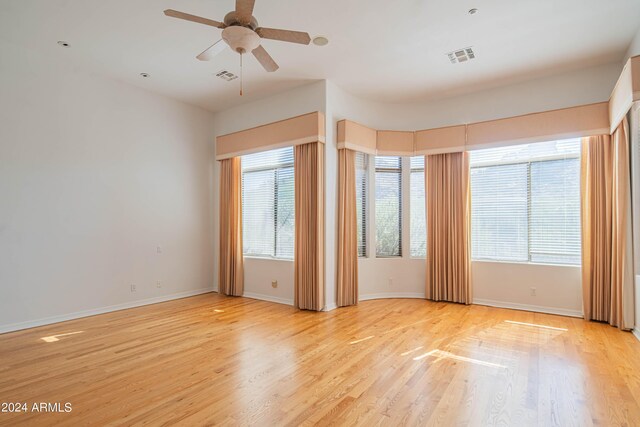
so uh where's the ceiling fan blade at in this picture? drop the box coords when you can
[255,27,311,45]
[196,40,227,61]
[164,9,225,29]
[235,0,256,24]
[252,45,279,72]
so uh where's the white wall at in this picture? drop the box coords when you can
[243,258,295,305]
[323,82,339,310]
[356,258,582,317]
[0,39,216,332]
[326,61,623,315]
[624,25,640,63]
[211,81,328,305]
[327,61,621,131]
[472,262,582,317]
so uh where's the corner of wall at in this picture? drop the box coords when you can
[624,25,640,64]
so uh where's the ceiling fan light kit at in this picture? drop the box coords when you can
[164,0,312,96]
[222,26,261,54]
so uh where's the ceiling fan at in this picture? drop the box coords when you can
[164,0,311,94]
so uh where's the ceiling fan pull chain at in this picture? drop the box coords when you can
[164,1,312,96]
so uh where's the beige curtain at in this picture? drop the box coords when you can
[294,142,325,311]
[218,157,244,296]
[425,152,472,304]
[337,149,358,307]
[581,118,634,329]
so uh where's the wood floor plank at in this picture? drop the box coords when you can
[1,293,640,426]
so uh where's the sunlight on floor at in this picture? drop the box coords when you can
[413,349,506,368]
[40,331,84,343]
[505,320,568,331]
[349,336,374,345]
[400,346,424,356]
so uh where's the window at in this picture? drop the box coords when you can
[375,156,402,257]
[241,147,294,259]
[410,156,426,258]
[355,152,368,257]
[470,139,581,265]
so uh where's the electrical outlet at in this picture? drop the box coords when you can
[388,277,393,287]
[156,281,162,289]
[272,280,278,288]
[530,287,537,296]
[130,284,136,292]
[156,246,162,254]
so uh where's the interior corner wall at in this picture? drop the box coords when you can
[0,39,216,332]
[211,81,328,306]
[323,81,338,310]
[325,62,623,315]
[624,25,640,63]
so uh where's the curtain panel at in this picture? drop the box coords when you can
[294,142,325,311]
[425,152,472,304]
[337,149,358,307]
[581,118,634,329]
[218,157,244,296]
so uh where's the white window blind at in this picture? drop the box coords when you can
[241,147,294,259]
[375,156,402,257]
[470,139,581,265]
[355,152,368,257]
[410,156,426,258]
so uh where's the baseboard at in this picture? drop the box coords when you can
[242,292,294,306]
[473,298,583,318]
[632,329,640,343]
[359,292,426,301]
[0,288,216,334]
[242,292,336,311]
[324,302,338,312]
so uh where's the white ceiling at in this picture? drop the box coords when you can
[1,0,639,112]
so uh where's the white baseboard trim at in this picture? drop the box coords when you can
[473,298,583,318]
[242,292,294,307]
[359,292,426,301]
[632,329,640,343]
[242,292,336,311]
[324,302,338,312]
[0,287,215,334]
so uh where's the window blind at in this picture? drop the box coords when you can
[355,152,368,257]
[241,147,295,259]
[530,158,580,264]
[375,156,402,257]
[469,139,581,265]
[410,156,426,258]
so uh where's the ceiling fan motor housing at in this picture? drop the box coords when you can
[223,11,258,29]
[222,25,261,54]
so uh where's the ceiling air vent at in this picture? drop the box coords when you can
[447,47,476,64]
[216,70,238,81]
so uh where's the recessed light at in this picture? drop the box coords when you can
[312,36,329,46]
[468,8,478,15]
[57,41,70,48]
[140,73,150,78]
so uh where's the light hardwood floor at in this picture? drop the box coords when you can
[1,293,640,426]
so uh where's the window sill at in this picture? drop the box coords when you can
[471,259,580,268]
[243,255,294,262]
